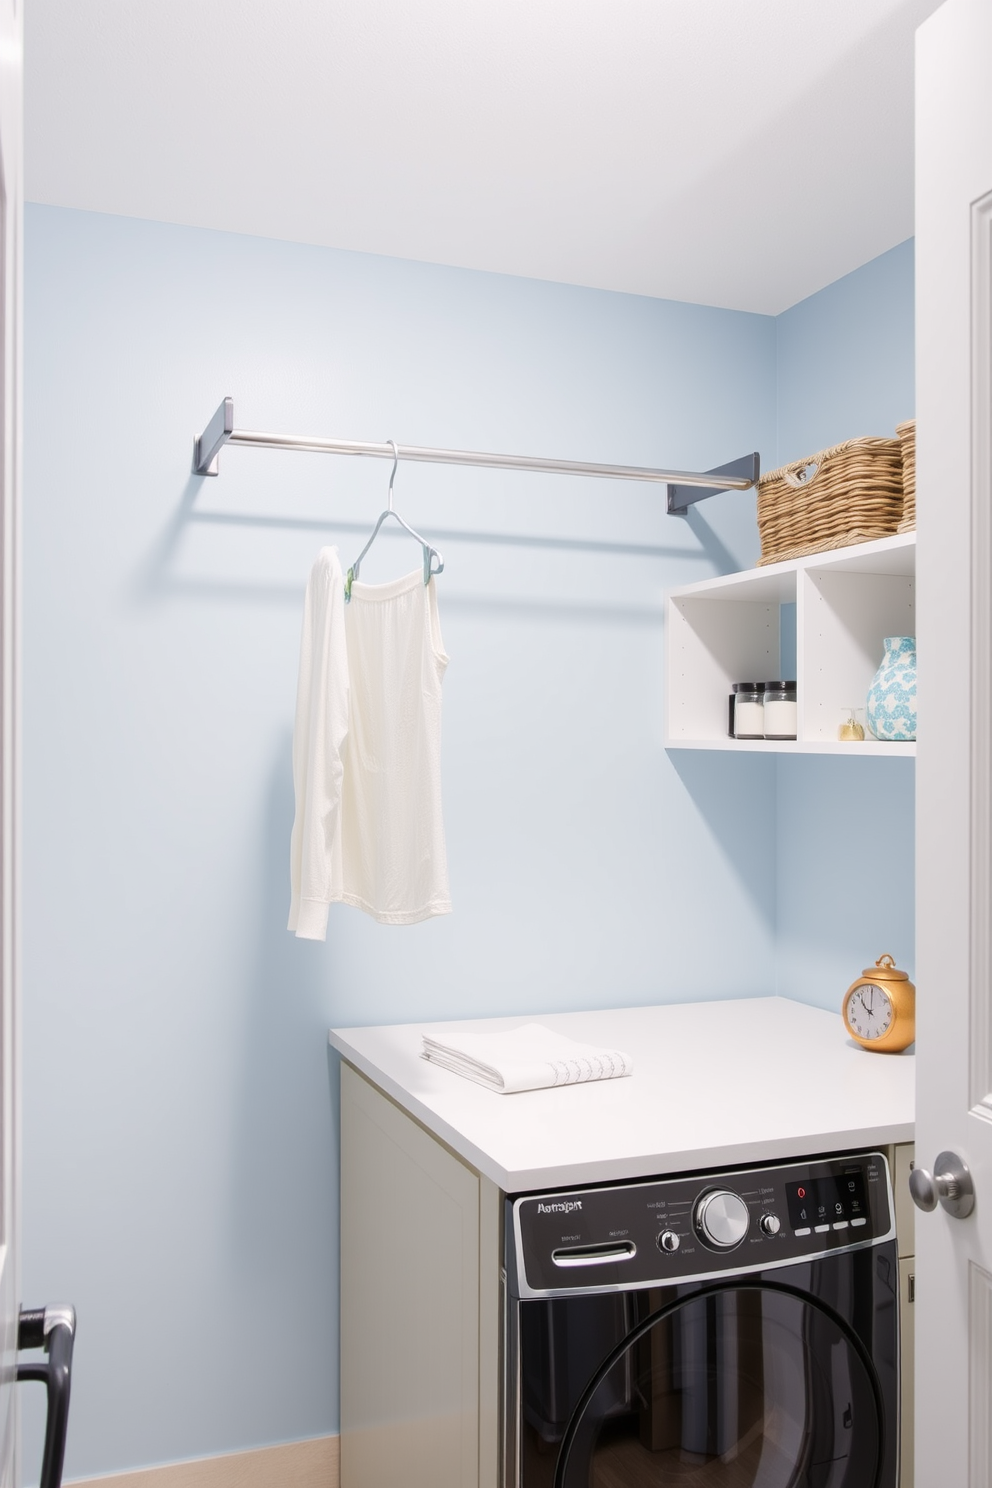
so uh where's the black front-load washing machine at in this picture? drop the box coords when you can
[503,1150,898,1488]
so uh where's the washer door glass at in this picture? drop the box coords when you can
[555,1284,881,1488]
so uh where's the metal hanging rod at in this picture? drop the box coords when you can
[192,398,760,514]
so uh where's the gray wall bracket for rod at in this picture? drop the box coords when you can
[667,452,761,515]
[193,396,234,476]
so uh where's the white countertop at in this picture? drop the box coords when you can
[329,997,915,1192]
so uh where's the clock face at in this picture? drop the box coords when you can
[847,983,894,1041]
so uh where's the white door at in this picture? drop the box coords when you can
[916,0,992,1481]
[0,0,20,1480]
[0,0,19,1478]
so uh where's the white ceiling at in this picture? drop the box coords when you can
[24,0,942,316]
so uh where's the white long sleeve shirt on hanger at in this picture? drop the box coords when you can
[288,546,452,939]
[288,547,351,939]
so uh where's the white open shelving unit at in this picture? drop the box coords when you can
[665,532,916,756]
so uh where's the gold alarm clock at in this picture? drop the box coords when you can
[842,954,916,1053]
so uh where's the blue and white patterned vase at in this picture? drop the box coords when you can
[866,636,917,741]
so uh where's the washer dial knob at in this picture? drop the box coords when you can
[658,1230,680,1253]
[695,1190,750,1250]
[760,1213,781,1237]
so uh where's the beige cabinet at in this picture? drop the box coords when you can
[340,1063,502,1488]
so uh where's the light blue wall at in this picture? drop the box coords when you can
[776,240,915,464]
[22,205,780,1480]
[774,240,916,1007]
[21,210,918,1479]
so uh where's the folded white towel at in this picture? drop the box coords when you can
[421,1023,634,1095]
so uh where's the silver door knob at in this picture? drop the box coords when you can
[909,1150,975,1219]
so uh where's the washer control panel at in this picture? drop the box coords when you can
[510,1152,892,1298]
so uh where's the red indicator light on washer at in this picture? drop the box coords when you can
[797,1187,806,1198]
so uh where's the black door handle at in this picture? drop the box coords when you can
[17,1304,76,1488]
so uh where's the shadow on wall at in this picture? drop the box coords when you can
[131,468,752,608]
[775,754,916,1009]
[668,750,778,934]
[684,503,745,576]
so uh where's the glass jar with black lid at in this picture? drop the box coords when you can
[763,680,797,740]
[730,683,765,740]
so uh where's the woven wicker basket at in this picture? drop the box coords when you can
[757,436,904,566]
[896,419,916,532]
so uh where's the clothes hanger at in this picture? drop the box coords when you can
[345,441,444,602]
